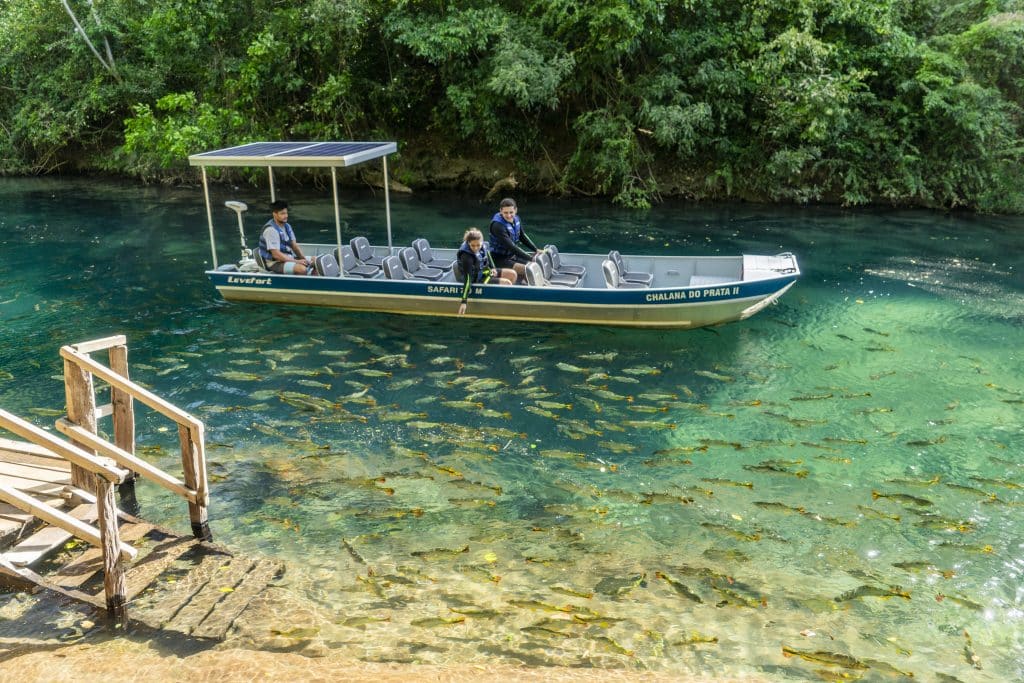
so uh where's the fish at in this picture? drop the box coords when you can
[962,629,982,669]
[672,631,718,646]
[623,365,662,376]
[856,505,900,522]
[622,419,676,431]
[525,405,560,420]
[638,392,678,402]
[448,607,501,618]
[599,441,636,454]
[421,343,448,351]
[215,370,261,381]
[863,327,890,336]
[626,404,668,413]
[655,571,703,603]
[608,375,641,385]
[340,615,391,627]
[387,378,418,390]
[555,362,588,373]
[594,573,647,596]
[969,475,1022,490]
[579,352,617,361]
[743,462,809,478]
[536,400,572,411]
[594,419,626,432]
[411,616,466,627]
[508,599,574,613]
[592,635,635,656]
[905,435,947,447]
[589,388,631,402]
[442,400,484,410]
[296,379,331,389]
[790,393,834,401]
[701,522,760,542]
[781,646,868,670]
[834,585,910,601]
[550,585,593,599]
[353,368,392,377]
[693,369,731,382]
[411,545,470,560]
[378,410,427,422]
[701,477,753,489]
[871,490,932,507]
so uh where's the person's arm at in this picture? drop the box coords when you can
[286,226,310,263]
[519,224,540,254]
[490,220,533,261]
[457,251,473,315]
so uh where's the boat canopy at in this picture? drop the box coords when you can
[188,141,397,169]
[189,141,398,269]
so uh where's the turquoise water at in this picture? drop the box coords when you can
[1,177,1023,680]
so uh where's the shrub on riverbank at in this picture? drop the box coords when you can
[2,1,1023,212]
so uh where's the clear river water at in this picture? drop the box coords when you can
[0,176,1022,682]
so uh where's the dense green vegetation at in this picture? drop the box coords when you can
[2,1,1023,210]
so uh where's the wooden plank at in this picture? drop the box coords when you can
[123,535,199,600]
[190,558,284,640]
[60,346,202,432]
[0,557,104,608]
[0,409,126,483]
[55,420,197,504]
[0,459,73,485]
[70,335,127,355]
[129,548,232,629]
[64,357,98,492]
[0,503,98,567]
[0,437,65,460]
[97,478,128,619]
[164,555,255,636]
[179,424,210,540]
[49,522,154,589]
[108,345,135,460]
[0,489,136,563]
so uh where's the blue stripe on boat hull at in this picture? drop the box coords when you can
[208,271,797,329]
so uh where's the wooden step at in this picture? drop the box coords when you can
[47,521,155,590]
[123,533,200,601]
[130,546,233,629]
[164,555,256,636]
[0,503,97,567]
[190,558,284,640]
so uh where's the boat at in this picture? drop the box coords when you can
[188,141,799,329]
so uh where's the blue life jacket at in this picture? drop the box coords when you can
[457,241,491,283]
[258,220,297,261]
[488,212,521,258]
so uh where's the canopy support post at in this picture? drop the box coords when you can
[201,167,217,269]
[332,166,344,275]
[268,167,276,203]
[383,155,393,252]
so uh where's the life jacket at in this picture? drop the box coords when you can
[456,241,492,283]
[488,212,521,258]
[258,220,296,261]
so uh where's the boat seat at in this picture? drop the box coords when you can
[689,274,735,287]
[537,251,580,287]
[602,260,648,289]
[350,236,385,267]
[608,250,653,286]
[336,245,382,278]
[382,255,415,281]
[544,245,586,278]
[400,247,445,281]
[254,251,271,271]
[412,238,453,271]
[524,261,572,288]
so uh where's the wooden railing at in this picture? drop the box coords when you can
[0,335,211,620]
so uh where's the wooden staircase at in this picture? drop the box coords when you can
[0,335,284,639]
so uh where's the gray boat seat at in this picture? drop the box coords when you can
[400,247,445,280]
[537,250,580,287]
[254,251,270,271]
[602,260,648,289]
[608,250,653,286]
[524,260,572,288]
[350,235,385,267]
[412,238,453,271]
[336,245,382,278]
[382,255,415,281]
[544,244,586,278]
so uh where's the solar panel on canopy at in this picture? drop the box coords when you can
[189,141,397,167]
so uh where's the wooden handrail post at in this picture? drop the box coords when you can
[96,475,128,623]
[108,343,138,512]
[64,358,98,493]
[179,423,211,541]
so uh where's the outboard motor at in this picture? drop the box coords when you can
[225,200,260,271]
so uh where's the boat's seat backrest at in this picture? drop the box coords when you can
[338,245,358,270]
[546,245,586,277]
[254,251,270,271]
[382,255,410,280]
[412,238,452,270]
[602,260,620,288]
[538,250,580,286]
[336,245,381,278]
[524,261,546,286]
[350,236,384,265]
[608,250,653,286]
[400,246,422,272]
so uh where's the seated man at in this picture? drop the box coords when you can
[258,200,315,275]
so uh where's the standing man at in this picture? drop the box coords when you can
[258,200,315,275]
[488,197,541,282]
